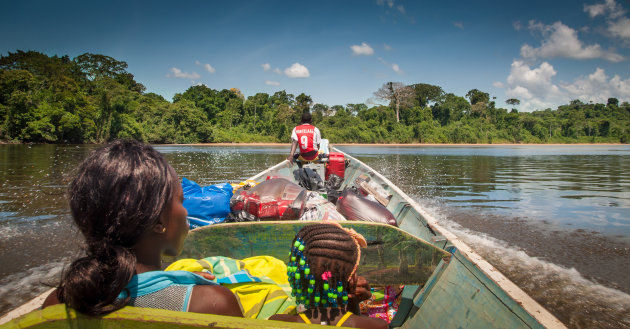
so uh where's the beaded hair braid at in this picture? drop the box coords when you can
[287,223,361,310]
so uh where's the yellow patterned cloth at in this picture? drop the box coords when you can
[166,256,295,319]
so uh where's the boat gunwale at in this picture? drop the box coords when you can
[329,148,566,329]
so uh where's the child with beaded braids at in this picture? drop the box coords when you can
[269,223,387,328]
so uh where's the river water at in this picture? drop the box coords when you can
[0,144,629,328]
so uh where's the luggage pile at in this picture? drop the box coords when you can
[181,152,398,228]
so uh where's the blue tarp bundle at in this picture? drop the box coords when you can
[181,178,233,229]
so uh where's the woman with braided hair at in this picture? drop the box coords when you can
[269,223,387,328]
[42,140,243,317]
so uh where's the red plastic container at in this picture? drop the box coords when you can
[326,152,345,180]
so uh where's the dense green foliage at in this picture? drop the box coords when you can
[1,51,629,144]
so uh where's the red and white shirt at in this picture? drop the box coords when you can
[291,124,321,160]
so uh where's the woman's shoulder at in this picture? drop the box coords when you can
[188,284,243,317]
[42,288,60,309]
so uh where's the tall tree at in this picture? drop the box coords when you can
[373,82,414,122]
[410,83,444,107]
[295,93,313,114]
[466,89,490,105]
[506,98,520,111]
[607,98,619,108]
[74,53,129,81]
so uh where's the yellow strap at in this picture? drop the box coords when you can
[336,311,353,327]
[298,313,312,324]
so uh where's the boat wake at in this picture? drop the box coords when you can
[0,261,65,317]
[419,203,630,328]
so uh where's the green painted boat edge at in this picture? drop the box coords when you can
[0,304,325,329]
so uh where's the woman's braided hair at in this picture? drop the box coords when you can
[287,223,359,309]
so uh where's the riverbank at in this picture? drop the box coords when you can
[168,142,627,146]
[3,141,626,146]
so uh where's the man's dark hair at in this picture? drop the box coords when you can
[301,111,312,124]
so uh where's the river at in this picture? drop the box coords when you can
[0,144,629,328]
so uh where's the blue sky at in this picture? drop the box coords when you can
[2,0,629,111]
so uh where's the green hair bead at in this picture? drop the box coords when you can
[295,273,301,280]
[304,268,310,275]
[323,283,329,290]
[294,241,300,248]
[299,259,305,266]
[337,286,343,293]
[298,244,304,251]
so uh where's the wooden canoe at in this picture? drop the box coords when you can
[0,149,566,328]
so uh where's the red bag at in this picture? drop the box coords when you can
[230,178,306,221]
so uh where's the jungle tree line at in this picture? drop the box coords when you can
[1,50,628,144]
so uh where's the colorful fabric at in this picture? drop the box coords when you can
[166,256,295,319]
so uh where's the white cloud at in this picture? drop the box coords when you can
[284,63,310,78]
[561,68,630,103]
[265,80,280,86]
[609,17,630,40]
[502,60,564,111]
[384,44,392,51]
[166,67,200,80]
[584,0,625,19]
[377,57,404,75]
[203,64,216,74]
[584,0,630,42]
[350,42,375,56]
[520,20,625,62]
[195,61,216,74]
[397,5,405,14]
[499,60,630,110]
[508,86,533,99]
[493,81,505,88]
[391,63,402,74]
[452,21,464,29]
[261,63,271,71]
[273,68,282,75]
